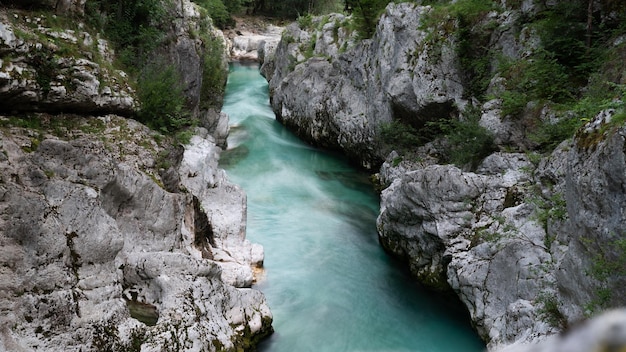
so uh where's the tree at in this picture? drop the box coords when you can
[352,0,389,38]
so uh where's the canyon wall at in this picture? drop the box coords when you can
[0,1,272,350]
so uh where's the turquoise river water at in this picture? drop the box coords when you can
[220,63,485,352]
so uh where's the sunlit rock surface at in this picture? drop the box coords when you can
[496,309,626,352]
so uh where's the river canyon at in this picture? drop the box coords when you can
[3,0,626,350]
[220,63,485,351]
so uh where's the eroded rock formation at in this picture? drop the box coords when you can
[0,1,273,350]
[262,5,464,169]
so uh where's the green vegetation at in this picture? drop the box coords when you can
[85,0,190,135]
[86,0,167,70]
[391,0,626,161]
[536,292,567,328]
[191,0,235,29]
[584,235,626,315]
[498,51,573,118]
[420,0,496,96]
[351,0,390,38]
[378,106,495,169]
[429,107,496,169]
[250,0,344,18]
[84,0,229,137]
[136,63,190,134]
[198,25,228,110]
[530,192,568,230]
[379,120,422,155]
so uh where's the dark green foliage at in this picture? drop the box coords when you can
[86,0,166,70]
[200,34,228,109]
[379,106,495,169]
[430,107,496,169]
[530,116,582,152]
[192,0,235,29]
[137,63,190,134]
[537,293,567,328]
[499,50,574,117]
[250,0,344,19]
[584,235,626,314]
[351,0,389,38]
[532,83,626,151]
[31,50,58,97]
[379,120,422,154]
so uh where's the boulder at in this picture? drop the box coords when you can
[496,309,626,352]
[377,152,563,348]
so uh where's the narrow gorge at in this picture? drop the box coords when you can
[2,0,626,351]
[219,63,484,351]
[257,0,626,351]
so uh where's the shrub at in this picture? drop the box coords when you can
[137,63,190,134]
[86,0,167,70]
[433,110,496,169]
[499,50,574,118]
[191,0,234,29]
[584,235,626,315]
[200,34,227,109]
[351,0,389,39]
[378,120,422,154]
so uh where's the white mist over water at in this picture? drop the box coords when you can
[220,63,485,352]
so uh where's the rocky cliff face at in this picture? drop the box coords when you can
[263,1,626,350]
[0,11,136,115]
[0,1,273,351]
[262,4,464,169]
[0,118,272,351]
[157,0,230,145]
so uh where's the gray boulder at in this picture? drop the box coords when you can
[377,152,562,348]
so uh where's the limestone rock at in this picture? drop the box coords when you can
[378,110,626,349]
[377,152,564,348]
[179,131,263,288]
[264,4,465,169]
[0,117,272,351]
[153,0,230,145]
[496,309,626,352]
[227,24,283,62]
[0,12,136,115]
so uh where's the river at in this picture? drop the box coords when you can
[220,63,485,352]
